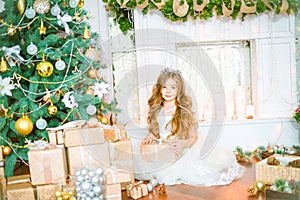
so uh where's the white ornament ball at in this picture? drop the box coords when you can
[88,170,95,177]
[81,193,87,198]
[86,104,97,115]
[98,176,104,184]
[91,176,99,184]
[93,198,101,200]
[95,168,104,176]
[93,185,102,193]
[76,186,81,192]
[150,179,158,187]
[88,191,95,198]
[81,181,92,192]
[84,175,91,180]
[27,43,38,55]
[99,194,105,200]
[50,4,61,16]
[36,118,47,130]
[75,170,81,177]
[147,183,154,192]
[55,59,66,70]
[25,7,36,19]
[270,185,277,191]
[81,168,89,175]
[283,186,293,193]
[69,0,78,8]
[76,175,84,182]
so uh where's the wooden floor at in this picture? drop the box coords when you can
[15,162,264,200]
[122,163,265,200]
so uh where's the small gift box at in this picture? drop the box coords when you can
[0,175,6,200]
[0,159,4,175]
[100,124,124,142]
[105,183,122,200]
[48,130,64,145]
[108,138,133,161]
[140,141,180,162]
[105,171,132,185]
[28,146,67,185]
[64,126,105,147]
[66,143,110,175]
[126,181,148,199]
[6,176,35,200]
[37,184,61,200]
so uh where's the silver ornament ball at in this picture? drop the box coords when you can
[25,7,36,19]
[55,60,66,70]
[50,4,61,16]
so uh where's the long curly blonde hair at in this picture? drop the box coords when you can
[147,68,198,140]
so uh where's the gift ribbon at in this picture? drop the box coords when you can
[1,45,25,66]
[57,14,72,35]
[28,140,50,150]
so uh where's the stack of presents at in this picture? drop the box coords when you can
[255,153,300,199]
[0,120,174,200]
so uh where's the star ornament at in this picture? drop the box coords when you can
[0,76,14,96]
[10,72,21,87]
[91,82,109,99]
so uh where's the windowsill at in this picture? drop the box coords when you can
[125,117,297,130]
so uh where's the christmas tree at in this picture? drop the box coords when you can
[0,0,117,177]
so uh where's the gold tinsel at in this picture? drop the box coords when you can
[39,20,46,35]
[17,0,26,15]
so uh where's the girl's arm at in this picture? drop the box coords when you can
[142,132,159,144]
[169,126,198,154]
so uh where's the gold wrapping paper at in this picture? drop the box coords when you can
[66,143,110,175]
[6,182,35,200]
[140,142,180,162]
[48,130,64,145]
[28,146,67,185]
[105,171,132,184]
[108,138,133,161]
[64,127,105,147]
[0,175,6,200]
[104,183,122,200]
[48,131,57,144]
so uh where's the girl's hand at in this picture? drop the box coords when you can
[169,140,185,154]
[142,133,158,144]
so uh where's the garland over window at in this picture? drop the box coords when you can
[102,0,299,33]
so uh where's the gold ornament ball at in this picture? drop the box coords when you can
[15,115,34,135]
[78,0,84,8]
[255,181,265,192]
[99,115,109,125]
[48,105,58,115]
[36,61,53,77]
[85,87,94,95]
[88,68,98,78]
[2,146,12,156]
[55,190,62,197]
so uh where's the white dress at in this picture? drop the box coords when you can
[134,110,245,186]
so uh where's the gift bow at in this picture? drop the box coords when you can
[1,45,25,66]
[57,14,72,35]
[28,140,50,150]
[128,181,144,190]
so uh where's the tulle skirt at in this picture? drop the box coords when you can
[133,138,245,186]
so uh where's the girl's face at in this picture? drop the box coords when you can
[161,78,178,102]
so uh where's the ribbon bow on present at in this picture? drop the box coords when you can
[127,181,148,199]
[57,14,72,35]
[1,45,25,66]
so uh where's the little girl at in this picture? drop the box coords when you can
[136,67,245,186]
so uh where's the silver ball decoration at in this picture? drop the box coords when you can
[150,178,158,187]
[27,43,38,55]
[50,4,61,16]
[86,104,97,115]
[69,0,79,8]
[55,59,66,70]
[25,7,36,19]
[75,167,105,199]
[35,118,47,130]
[147,183,154,192]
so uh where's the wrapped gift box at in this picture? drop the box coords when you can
[7,182,35,200]
[28,146,67,185]
[140,142,180,162]
[6,175,35,200]
[100,124,126,142]
[105,183,122,200]
[0,175,6,200]
[48,130,64,145]
[66,143,110,175]
[37,184,60,200]
[64,126,105,147]
[0,159,4,175]
[126,181,148,200]
[256,154,300,184]
[108,138,133,161]
[105,171,132,185]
